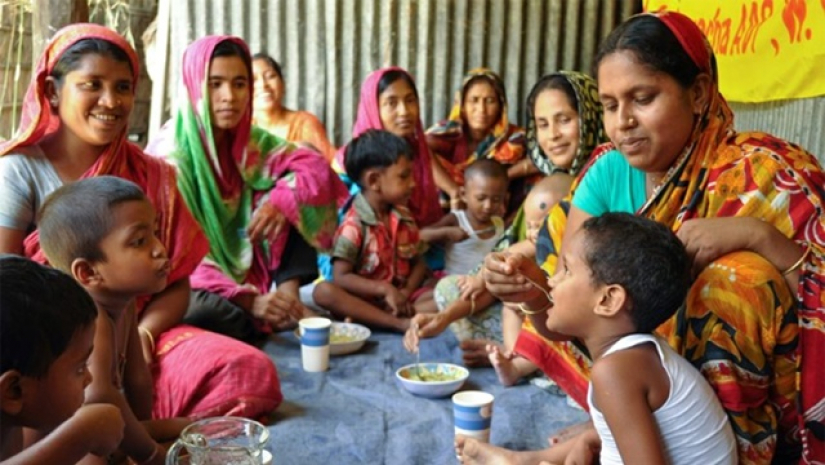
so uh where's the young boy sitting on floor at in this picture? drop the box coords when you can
[38,176,185,465]
[0,255,125,464]
[313,130,431,332]
[458,213,736,465]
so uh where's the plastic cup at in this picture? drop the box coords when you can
[452,390,494,443]
[298,317,331,372]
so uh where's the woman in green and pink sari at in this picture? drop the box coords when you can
[146,35,348,342]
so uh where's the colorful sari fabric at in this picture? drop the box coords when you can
[333,67,443,228]
[516,11,825,464]
[255,110,337,163]
[525,72,605,176]
[425,68,526,185]
[152,325,281,420]
[146,36,348,301]
[0,24,281,420]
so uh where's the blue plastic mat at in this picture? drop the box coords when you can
[260,329,588,464]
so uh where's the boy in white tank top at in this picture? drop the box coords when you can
[458,213,737,464]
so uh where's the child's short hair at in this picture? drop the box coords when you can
[0,255,97,378]
[579,213,690,333]
[344,129,412,188]
[463,158,509,185]
[39,176,148,274]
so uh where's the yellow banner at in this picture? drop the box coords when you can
[644,0,825,102]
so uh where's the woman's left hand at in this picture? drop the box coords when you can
[248,202,286,243]
[676,217,758,276]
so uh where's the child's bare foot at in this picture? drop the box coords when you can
[488,344,520,387]
[460,339,494,367]
[460,437,518,465]
[547,420,593,446]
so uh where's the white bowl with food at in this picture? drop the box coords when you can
[396,362,469,398]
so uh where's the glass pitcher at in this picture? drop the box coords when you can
[166,417,271,465]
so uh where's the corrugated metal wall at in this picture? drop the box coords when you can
[731,100,825,159]
[150,0,825,162]
[151,0,640,145]
[2,1,823,164]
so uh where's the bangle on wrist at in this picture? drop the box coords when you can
[517,294,551,315]
[138,327,156,354]
[517,302,547,315]
[783,243,811,276]
[469,297,477,316]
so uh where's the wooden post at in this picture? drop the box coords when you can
[147,0,170,142]
[32,0,89,60]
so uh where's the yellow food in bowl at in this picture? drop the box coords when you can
[402,366,464,383]
[405,370,458,382]
[330,333,359,344]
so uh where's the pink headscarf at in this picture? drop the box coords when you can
[336,67,443,227]
[176,35,253,195]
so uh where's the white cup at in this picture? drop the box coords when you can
[453,390,494,443]
[298,317,331,372]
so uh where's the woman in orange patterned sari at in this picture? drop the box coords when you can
[251,53,337,162]
[426,68,530,213]
[477,12,825,465]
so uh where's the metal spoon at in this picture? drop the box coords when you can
[412,322,423,380]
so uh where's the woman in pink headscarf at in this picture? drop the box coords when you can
[147,36,347,341]
[334,67,443,228]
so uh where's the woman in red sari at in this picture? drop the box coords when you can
[474,11,825,465]
[0,24,282,422]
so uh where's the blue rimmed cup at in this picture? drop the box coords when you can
[452,390,494,443]
[298,317,331,372]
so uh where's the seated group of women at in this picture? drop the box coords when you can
[0,9,822,465]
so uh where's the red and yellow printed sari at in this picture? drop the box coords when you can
[517,11,825,464]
